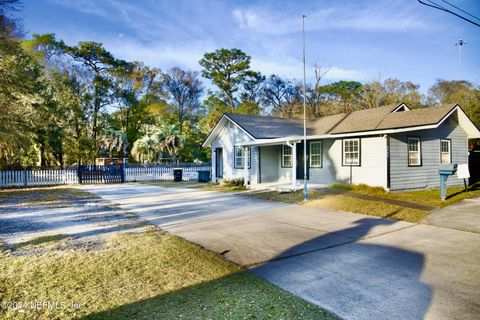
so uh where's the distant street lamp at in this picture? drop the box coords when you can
[455,39,467,81]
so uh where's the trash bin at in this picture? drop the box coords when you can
[197,170,211,183]
[173,168,182,182]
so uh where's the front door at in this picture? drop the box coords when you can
[215,148,223,178]
[296,142,309,180]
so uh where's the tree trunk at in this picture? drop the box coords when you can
[40,143,47,167]
[227,94,235,112]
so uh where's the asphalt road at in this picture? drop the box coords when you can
[84,184,480,320]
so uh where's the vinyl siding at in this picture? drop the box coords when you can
[389,116,468,190]
[259,145,292,183]
[211,120,258,184]
[309,136,388,188]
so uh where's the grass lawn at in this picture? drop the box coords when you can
[0,187,99,206]
[249,182,480,223]
[330,182,480,208]
[146,181,201,188]
[0,188,336,320]
[194,182,247,193]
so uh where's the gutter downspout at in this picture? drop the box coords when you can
[243,146,249,188]
[286,141,297,190]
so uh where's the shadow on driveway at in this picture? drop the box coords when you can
[251,217,432,320]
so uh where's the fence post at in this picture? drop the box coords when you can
[121,158,127,183]
[24,169,28,188]
[78,165,82,184]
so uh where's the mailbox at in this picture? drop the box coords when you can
[438,164,458,200]
[438,164,457,175]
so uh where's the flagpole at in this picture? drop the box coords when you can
[302,14,308,201]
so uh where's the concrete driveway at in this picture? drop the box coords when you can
[84,184,480,320]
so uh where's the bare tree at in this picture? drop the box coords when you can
[163,67,203,133]
[307,64,330,118]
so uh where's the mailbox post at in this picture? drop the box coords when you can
[438,164,457,200]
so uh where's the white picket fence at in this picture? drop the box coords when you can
[0,165,211,189]
[125,166,210,182]
[0,169,78,188]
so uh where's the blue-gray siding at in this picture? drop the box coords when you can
[389,115,468,190]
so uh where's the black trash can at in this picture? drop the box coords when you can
[197,170,211,183]
[173,168,182,182]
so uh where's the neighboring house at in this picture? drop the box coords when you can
[203,103,480,191]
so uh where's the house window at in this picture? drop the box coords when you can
[282,145,292,167]
[408,137,421,166]
[310,141,322,168]
[234,147,250,169]
[441,140,451,164]
[342,139,360,166]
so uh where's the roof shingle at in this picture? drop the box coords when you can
[224,104,457,138]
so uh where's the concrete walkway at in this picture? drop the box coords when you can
[423,195,480,233]
[84,184,480,320]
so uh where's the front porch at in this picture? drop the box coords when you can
[239,138,317,191]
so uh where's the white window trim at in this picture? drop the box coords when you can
[342,138,360,166]
[408,137,422,166]
[282,145,293,168]
[440,139,451,164]
[234,146,250,169]
[309,141,323,168]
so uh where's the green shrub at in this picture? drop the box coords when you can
[222,178,245,187]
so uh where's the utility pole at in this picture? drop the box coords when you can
[302,14,308,201]
[455,39,467,80]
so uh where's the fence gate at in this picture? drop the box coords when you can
[78,165,124,184]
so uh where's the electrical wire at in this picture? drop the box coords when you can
[418,0,480,27]
[440,0,480,22]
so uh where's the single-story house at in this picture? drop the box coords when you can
[203,103,480,191]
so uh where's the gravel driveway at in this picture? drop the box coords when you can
[0,188,145,254]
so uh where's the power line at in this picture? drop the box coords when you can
[418,0,480,27]
[440,0,480,22]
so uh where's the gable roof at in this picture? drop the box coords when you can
[203,103,480,147]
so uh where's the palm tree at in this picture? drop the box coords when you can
[131,135,158,163]
[99,128,129,160]
[155,123,185,164]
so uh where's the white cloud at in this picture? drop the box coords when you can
[97,37,215,71]
[232,2,432,34]
[251,58,370,82]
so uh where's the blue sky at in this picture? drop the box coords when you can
[22,0,480,93]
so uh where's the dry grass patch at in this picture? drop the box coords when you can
[0,228,336,320]
[250,182,480,223]
[331,182,480,208]
[146,181,200,188]
[193,183,247,193]
[250,190,428,223]
[0,187,98,207]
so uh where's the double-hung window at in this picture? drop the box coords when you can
[282,145,292,167]
[408,137,421,166]
[342,139,360,166]
[440,140,451,164]
[310,141,323,168]
[234,147,250,168]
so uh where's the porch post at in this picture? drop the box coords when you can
[291,143,297,189]
[243,146,249,187]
